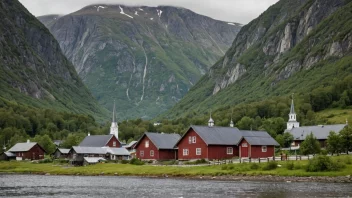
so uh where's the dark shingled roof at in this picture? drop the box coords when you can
[136,132,181,149]
[79,135,117,147]
[241,130,279,146]
[287,124,346,140]
[8,142,38,152]
[71,146,107,154]
[190,125,243,145]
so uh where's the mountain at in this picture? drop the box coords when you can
[161,0,352,119]
[0,0,109,121]
[38,5,241,119]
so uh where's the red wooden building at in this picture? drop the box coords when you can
[7,141,45,160]
[176,125,279,160]
[134,132,180,160]
[79,134,121,148]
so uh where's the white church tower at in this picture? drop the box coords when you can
[208,112,214,127]
[110,101,119,139]
[286,95,300,130]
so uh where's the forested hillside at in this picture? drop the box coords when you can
[0,0,109,122]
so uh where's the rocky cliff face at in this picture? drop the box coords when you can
[38,5,241,119]
[162,0,352,119]
[0,0,109,121]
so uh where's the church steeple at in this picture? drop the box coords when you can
[110,100,119,138]
[287,94,300,130]
[229,109,234,127]
[208,111,214,127]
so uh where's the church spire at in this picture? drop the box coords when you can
[110,100,119,139]
[286,93,300,130]
[208,111,214,127]
[230,109,234,127]
[290,94,295,114]
[112,100,116,123]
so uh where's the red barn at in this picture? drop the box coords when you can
[135,132,180,160]
[7,141,45,160]
[176,125,279,160]
[176,126,242,160]
[79,134,121,148]
[238,130,279,158]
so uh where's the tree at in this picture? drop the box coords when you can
[275,134,284,147]
[339,126,352,154]
[61,133,83,148]
[300,132,321,155]
[283,132,294,148]
[326,131,342,155]
[237,116,254,130]
[33,134,56,154]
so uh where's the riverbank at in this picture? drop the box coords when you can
[0,158,351,183]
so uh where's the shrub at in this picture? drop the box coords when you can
[306,155,345,172]
[262,161,278,170]
[286,161,294,170]
[320,150,328,155]
[120,160,129,164]
[184,159,208,165]
[39,158,53,163]
[53,159,69,164]
[129,158,145,165]
[250,163,260,170]
[345,156,352,165]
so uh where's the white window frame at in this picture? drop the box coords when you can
[196,148,201,155]
[140,150,144,157]
[145,140,149,148]
[242,143,248,147]
[150,150,154,157]
[183,149,189,156]
[227,147,233,155]
[192,136,196,143]
[113,141,116,147]
[188,136,192,144]
[262,146,267,152]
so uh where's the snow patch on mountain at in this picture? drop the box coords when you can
[157,9,163,18]
[119,6,133,18]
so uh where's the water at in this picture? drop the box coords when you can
[0,175,351,198]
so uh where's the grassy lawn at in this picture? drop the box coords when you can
[0,156,351,177]
[316,109,352,124]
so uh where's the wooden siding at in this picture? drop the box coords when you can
[239,139,249,158]
[207,145,238,160]
[159,149,177,160]
[105,135,121,148]
[177,129,208,160]
[250,145,275,158]
[135,136,159,160]
[14,144,45,160]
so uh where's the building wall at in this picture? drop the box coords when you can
[158,149,177,160]
[106,135,121,148]
[207,145,238,160]
[239,139,250,158]
[250,145,275,158]
[177,129,208,160]
[136,136,159,160]
[14,144,45,160]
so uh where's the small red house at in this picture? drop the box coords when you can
[7,141,45,160]
[135,132,180,160]
[176,126,242,160]
[238,130,279,158]
[79,134,121,148]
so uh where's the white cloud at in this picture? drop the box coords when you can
[18,0,278,24]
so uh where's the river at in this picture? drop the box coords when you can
[0,175,351,197]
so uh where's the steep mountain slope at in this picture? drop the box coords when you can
[162,0,352,119]
[38,5,241,119]
[0,0,109,121]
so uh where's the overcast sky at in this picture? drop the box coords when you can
[18,0,279,24]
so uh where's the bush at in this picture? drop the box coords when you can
[53,159,69,164]
[130,158,145,165]
[286,161,294,170]
[345,156,352,165]
[320,150,328,155]
[306,155,345,172]
[120,160,129,164]
[262,161,278,170]
[39,158,53,163]
[250,163,260,170]
[184,159,208,165]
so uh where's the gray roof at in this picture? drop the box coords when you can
[72,146,107,154]
[57,148,70,154]
[8,142,38,152]
[123,141,137,148]
[141,132,181,149]
[241,130,279,146]
[83,157,106,163]
[287,124,346,140]
[4,152,16,157]
[54,140,63,146]
[189,125,243,145]
[106,147,130,156]
[79,135,116,147]
[290,99,295,114]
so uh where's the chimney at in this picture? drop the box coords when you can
[27,139,30,143]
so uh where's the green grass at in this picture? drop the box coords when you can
[1,156,351,177]
[316,109,352,124]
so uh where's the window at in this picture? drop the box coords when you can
[227,147,233,155]
[150,150,154,157]
[196,148,201,155]
[262,146,267,152]
[145,140,149,148]
[140,151,144,157]
[183,149,189,156]
[242,143,248,147]
[113,141,116,147]
[189,136,192,144]
[192,136,196,143]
